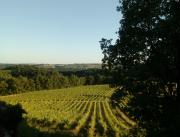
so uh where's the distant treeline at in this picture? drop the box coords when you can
[0,63,101,70]
[0,65,109,95]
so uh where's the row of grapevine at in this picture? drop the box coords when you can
[0,85,135,137]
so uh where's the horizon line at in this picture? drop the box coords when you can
[0,62,102,65]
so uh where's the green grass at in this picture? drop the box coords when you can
[0,85,135,137]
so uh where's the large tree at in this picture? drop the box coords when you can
[100,0,180,100]
[100,0,180,136]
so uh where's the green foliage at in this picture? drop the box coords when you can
[0,70,12,79]
[86,75,95,85]
[0,81,8,95]
[61,68,110,85]
[69,75,85,86]
[0,65,92,95]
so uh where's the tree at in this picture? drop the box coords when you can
[86,76,95,85]
[100,0,180,136]
[101,0,180,100]
[17,76,35,92]
[6,78,19,94]
[0,81,8,95]
[69,75,81,87]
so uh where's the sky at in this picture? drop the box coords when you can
[0,0,121,64]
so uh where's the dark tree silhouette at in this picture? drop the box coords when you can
[100,0,180,136]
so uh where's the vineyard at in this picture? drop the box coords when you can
[0,85,136,137]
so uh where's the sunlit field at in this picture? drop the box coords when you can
[0,85,135,137]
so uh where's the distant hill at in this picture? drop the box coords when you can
[0,63,102,70]
[0,64,15,69]
[55,63,101,71]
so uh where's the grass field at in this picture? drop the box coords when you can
[0,85,136,137]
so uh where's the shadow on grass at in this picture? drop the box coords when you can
[19,118,77,137]
[0,101,26,137]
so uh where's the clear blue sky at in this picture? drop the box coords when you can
[0,0,121,64]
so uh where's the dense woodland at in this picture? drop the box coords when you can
[0,65,109,95]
